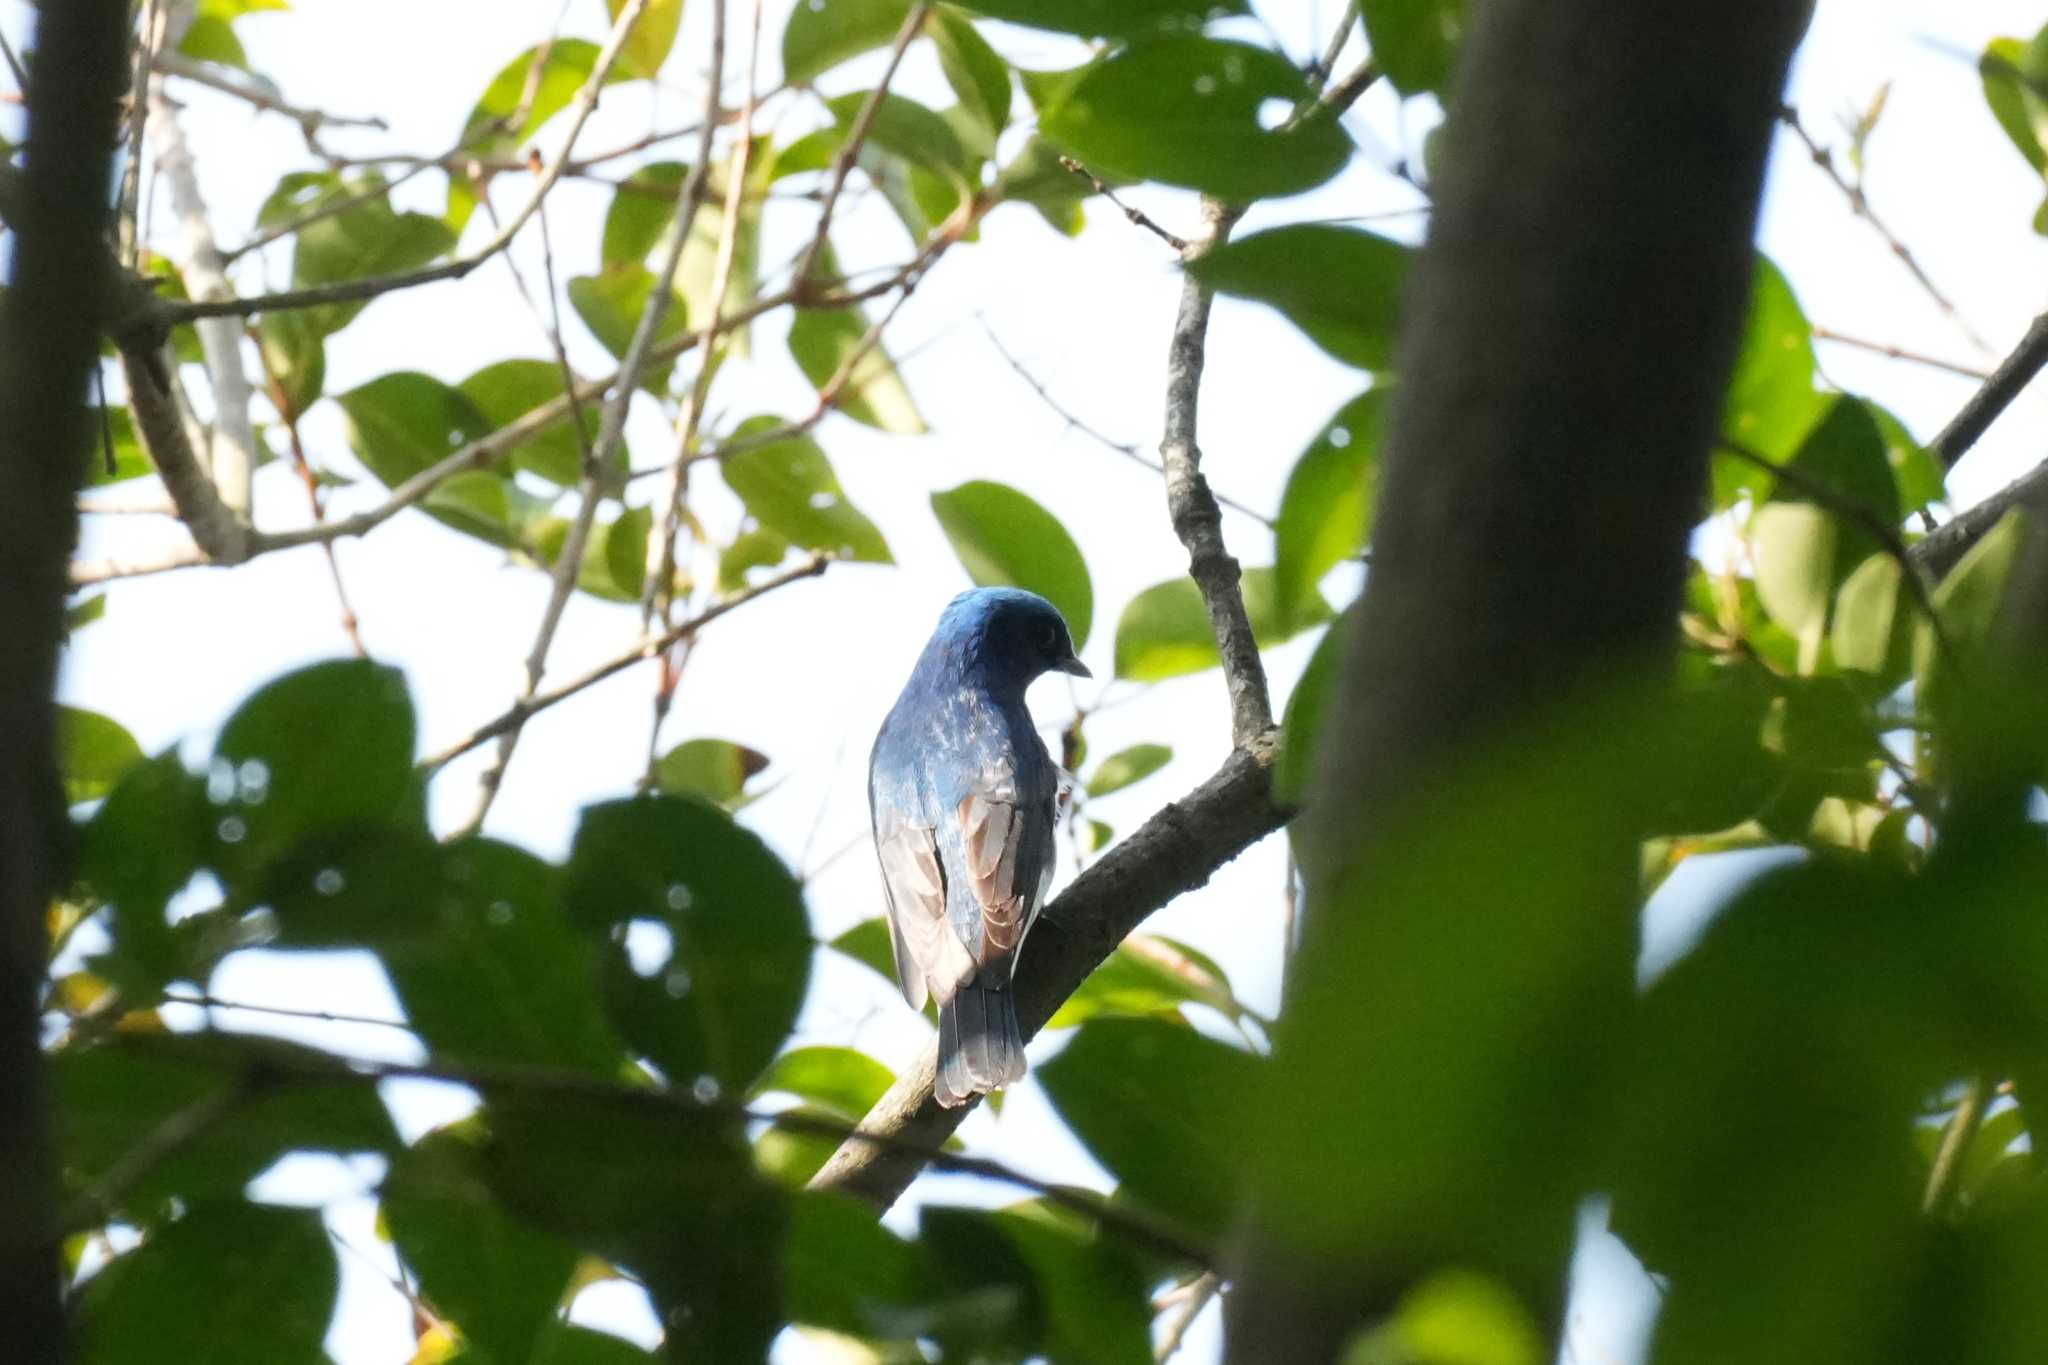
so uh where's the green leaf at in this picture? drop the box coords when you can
[1275,389,1384,619]
[992,135,1095,235]
[1040,38,1352,202]
[991,1203,1155,1364]
[1037,1017,1257,1240]
[176,14,247,68]
[929,8,1012,141]
[787,306,927,432]
[382,838,627,1075]
[480,1091,785,1361]
[458,358,605,489]
[565,797,812,1092]
[609,0,685,78]
[1830,553,1910,684]
[1085,744,1171,797]
[719,526,793,590]
[1868,399,1946,516]
[1113,568,1332,681]
[826,90,972,176]
[79,1202,338,1363]
[1045,933,1243,1030]
[382,1128,578,1365]
[602,161,687,269]
[827,918,899,989]
[930,481,1093,647]
[1916,509,2032,717]
[1715,255,1827,504]
[568,267,688,391]
[681,142,775,358]
[783,1190,932,1337]
[1276,623,1343,805]
[337,371,494,488]
[1188,226,1408,368]
[652,738,771,808]
[57,1036,399,1222]
[783,0,913,86]
[1349,1270,1545,1365]
[1360,0,1468,96]
[211,660,417,879]
[530,1324,663,1364]
[1749,502,1836,659]
[256,310,327,416]
[603,504,652,600]
[754,1045,896,1116]
[452,41,632,230]
[77,754,209,999]
[957,0,1249,38]
[1982,37,2048,174]
[290,196,455,335]
[58,706,144,805]
[720,417,893,561]
[85,408,152,487]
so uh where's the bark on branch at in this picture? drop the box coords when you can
[0,1,131,1358]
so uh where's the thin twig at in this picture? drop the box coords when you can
[117,0,163,266]
[1779,106,1989,354]
[1164,199,1273,748]
[1310,0,1362,88]
[250,323,366,656]
[790,1,930,295]
[155,0,654,326]
[0,25,27,92]
[460,0,702,835]
[1928,311,2048,470]
[152,51,388,139]
[162,990,412,1032]
[1057,156,1189,252]
[1811,325,1991,381]
[423,554,829,773]
[1155,1271,1221,1362]
[221,156,441,264]
[1922,1076,1992,1216]
[980,320,1273,528]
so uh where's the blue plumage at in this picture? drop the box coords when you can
[869,588,1089,1107]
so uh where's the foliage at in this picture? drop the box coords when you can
[46,0,2048,1362]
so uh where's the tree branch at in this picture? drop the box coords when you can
[152,50,388,139]
[1164,198,1272,749]
[808,736,1285,1210]
[1928,310,2048,470]
[0,0,129,1356]
[1810,325,1991,381]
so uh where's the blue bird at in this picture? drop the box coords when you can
[870,587,1089,1107]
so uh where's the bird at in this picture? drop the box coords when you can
[869,587,1089,1108]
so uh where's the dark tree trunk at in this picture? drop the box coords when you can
[0,3,132,1359]
[1227,1,1809,1359]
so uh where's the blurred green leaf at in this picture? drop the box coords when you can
[452,41,633,230]
[1114,568,1331,681]
[990,1202,1154,1364]
[788,306,927,433]
[530,1324,664,1364]
[568,267,688,391]
[57,1036,398,1223]
[1046,933,1243,1030]
[1190,226,1409,369]
[1038,1018,1255,1240]
[929,8,1012,142]
[77,753,209,999]
[1276,389,1384,619]
[211,660,416,879]
[1276,622,1342,805]
[754,1045,896,1116]
[992,135,1096,235]
[1982,36,2048,175]
[383,1127,578,1365]
[290,196,454,335]
[602,161,687,269]
[79,1202,338,1363]
[1916,509,2031,721]
[58,706,144,805]
[84,408,151,487]
[1040,38,1351,201]
[609,0,685,78]
[337,370,494,487]
[652,738,771,808]
[1343,1269,1544,1365]
[1831,553,1912,686]
[176,14,248,68]
[783,1190,932,1338]
[930,481,1093,648]
[1360,0,1468,96]
[719,526,793,590]
[257,310,326,416]
[1715,255,1826,504]
[565,797,812,1093]
[826,90,972,177]
[959,0,1247,36]
[783,0,913,85]
[459,358,605,489]
[1085,744,1171,797]
[481,1089,785,1360]
[721,417,893,561]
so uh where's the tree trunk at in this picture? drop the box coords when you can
[0,3,132,1359]
[1227,2,1808,1359]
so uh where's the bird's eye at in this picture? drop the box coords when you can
[1042,624,1059,651]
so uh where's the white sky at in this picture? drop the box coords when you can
[26,0,2048,1360]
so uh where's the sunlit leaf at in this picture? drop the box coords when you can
[930,481,1093,648]
[58,706,144,805]
[787,305,926,433]
[1085,744,1171,798]
[1189,226,1408,369]
[1114,568,1332,681]
[958,0,1248,39]
[783,0,913,86]
[609,0,685,78]
[1275,389,1384,620]
[652,738,771,808]
[1360,0,1468,96]
[721,417,893,561]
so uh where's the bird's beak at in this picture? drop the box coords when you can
[1056,654,1092,678]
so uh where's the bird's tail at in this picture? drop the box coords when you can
[936,983,1026,1108]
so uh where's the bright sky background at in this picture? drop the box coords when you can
[23,0,2048,1360]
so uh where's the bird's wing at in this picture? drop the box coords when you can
[956,772,1055,981]
[873,801,949,1012]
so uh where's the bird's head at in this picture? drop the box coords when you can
[939,587,1090,688]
